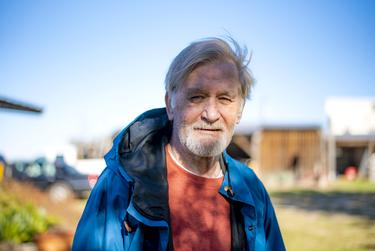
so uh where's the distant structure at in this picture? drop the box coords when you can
[72,130,117,160]
[325,97,375,180]
[230,124,323,186]
[73,138,112,159]
[0,96,43,114]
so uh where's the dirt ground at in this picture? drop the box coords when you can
[1,180,85,233]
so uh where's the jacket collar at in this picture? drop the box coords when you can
[220,151,255,208]
[104,108,170,182]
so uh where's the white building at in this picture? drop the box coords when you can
[325,97,375,180]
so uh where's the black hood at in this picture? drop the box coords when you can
[117,108,172,221]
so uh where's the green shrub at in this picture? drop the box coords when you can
[0,193,57,243]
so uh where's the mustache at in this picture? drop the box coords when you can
[192,123,224,131]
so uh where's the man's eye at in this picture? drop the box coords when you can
[189,96,204,102]
[219,97,232,103]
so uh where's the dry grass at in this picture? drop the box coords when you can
[276,207,375,251]
[272,179,375,251]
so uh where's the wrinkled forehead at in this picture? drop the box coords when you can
[186,60,240,83]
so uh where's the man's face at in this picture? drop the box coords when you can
[166,60,244,157]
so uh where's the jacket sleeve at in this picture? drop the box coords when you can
[264,191,286,251]
[72,167,130,251]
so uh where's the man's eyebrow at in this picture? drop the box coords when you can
[220,90,237,96]
[185,88,206,95]
[185,88,237,97]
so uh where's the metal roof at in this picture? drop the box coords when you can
[234,123,321,135]
[0,96,43,114]
[335,134,375,142]
[259,124,321,131]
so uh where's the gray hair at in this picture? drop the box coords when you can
[165,37,254,100]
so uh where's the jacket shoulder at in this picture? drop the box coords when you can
[226,155,267,196]
[72,166,131,250]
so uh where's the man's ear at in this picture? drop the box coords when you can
[236,100,245,124]
[165,93,174,121]
[236,110,243,124]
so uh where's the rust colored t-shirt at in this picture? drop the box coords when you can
[166,145,231,251]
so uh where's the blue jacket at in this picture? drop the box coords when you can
[72,108,285,251]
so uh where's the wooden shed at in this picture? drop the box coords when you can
[251,125,323,179]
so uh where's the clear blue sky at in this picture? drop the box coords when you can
[1,0,374,160]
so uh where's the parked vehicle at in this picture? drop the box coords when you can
[8,157,97,202]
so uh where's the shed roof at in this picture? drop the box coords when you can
[0,96,43,114]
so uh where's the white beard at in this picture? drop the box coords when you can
[178,122,234,157]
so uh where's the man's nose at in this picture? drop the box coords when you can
[201,99,220,123]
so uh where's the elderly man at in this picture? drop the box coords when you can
[73,37,285,251]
